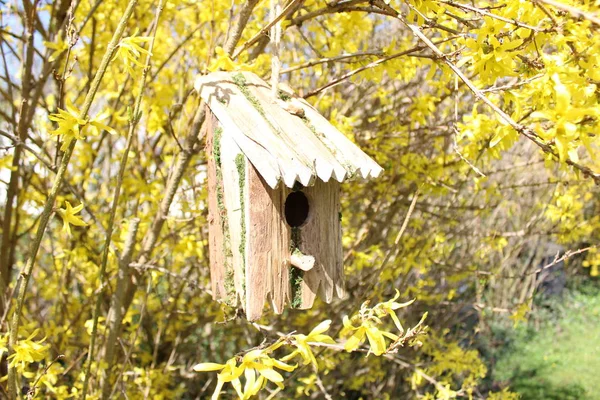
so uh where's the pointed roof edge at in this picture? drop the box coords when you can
[195,71,383,188]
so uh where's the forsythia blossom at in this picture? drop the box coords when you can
[43,38,69,62]
[207,47,256,72]
[57,201,87,236]
[281,320,336,367]
[7,330,50,372]
[343,290,420,356]
[49,103,117,150]
[194,347,296,400]
[193,293,426,399]
[115,30,152,75]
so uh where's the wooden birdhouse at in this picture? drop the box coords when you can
[195,71,383,321]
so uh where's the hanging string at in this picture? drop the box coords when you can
[270,0,282,100]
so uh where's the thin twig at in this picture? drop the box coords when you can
[376,189,420,274]
[441,0,547,32]
[232,0,304,59]
[0,0,39,316]
[101,98,207,397]
[281,51,383,74]
[26,355,65,399]
[477,246,594,278]
[223,0,261,56]
[536,0,600,26]
[100,219,140,399]
[303,37,459,98]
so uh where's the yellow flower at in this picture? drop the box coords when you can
[114,30,152,75]
[57,201,87,236]
[49,103,117,150]
[7,329,50,372]
[207,47,255,72]
[373,290,415,333]
[281,320,336,368]
[342,315,398,356]
[529,74,594,161]
[509,303,530,328]
[87,109,118,136]
[194,358,241,399]
[341,290,417,356]
[193,349,296,399]
[48,106,87,151]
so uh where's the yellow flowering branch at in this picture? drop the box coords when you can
[7,1,141,397]
[194,292,427,399]
[81,1,165,399]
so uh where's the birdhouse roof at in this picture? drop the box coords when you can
[195,71,383,189]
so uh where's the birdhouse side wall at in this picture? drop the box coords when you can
[206,114,227,302]
[206,114,248,307]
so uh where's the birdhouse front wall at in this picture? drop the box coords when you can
[245,163,291,319]
[295,180,344,305]
[206,111,345,321]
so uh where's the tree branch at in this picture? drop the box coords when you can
[374,0,600,185]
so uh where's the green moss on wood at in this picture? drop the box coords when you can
[232,73,266,118]
[235,153,246,292]
[278,90,291,101]
[290,226,301,251]
[232,73,287,140]
[213,127,235,305]
[289,226,304,308]
[289,267,304,309]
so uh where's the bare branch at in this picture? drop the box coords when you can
[223,0,261,56]
[536,0,600,27]
[232,0,305,59]
[303,36,459,98]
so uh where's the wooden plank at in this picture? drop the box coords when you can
[246,163,290,320]
[203,93,281,188]
[206,113,227,301]
[269,183,290,314]
[220,131,246,301]
[197,72,383,185]
[196,73,313,188]
[253,76,382,181]
[298,180,344,305]
[293,96,384,180]
[241,72,348,185]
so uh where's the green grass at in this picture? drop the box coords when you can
[491,288,600,399]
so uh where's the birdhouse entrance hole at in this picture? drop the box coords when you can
[285,191,309,227]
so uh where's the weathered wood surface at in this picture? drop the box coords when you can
[195,71,383,189]
[196,74,312,188]
[207,100,281,189]
[246,164,291,320]
[293,94,384,180]
[290,253,315,271]
[206,114,227,301]
[220,131,247,301]
[298,180,344,307]
[242,73,347,184]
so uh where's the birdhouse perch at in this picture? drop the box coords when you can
[196,71,383,321]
